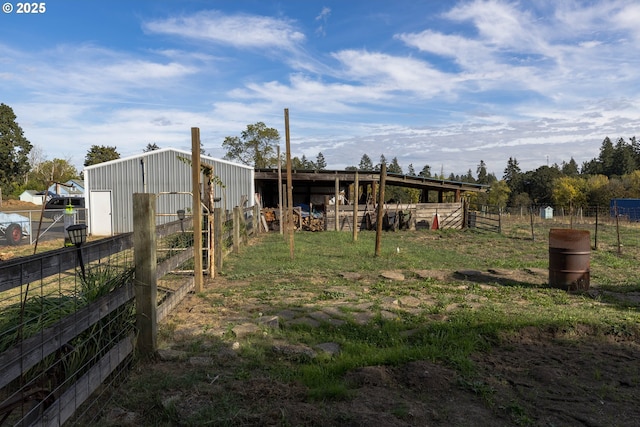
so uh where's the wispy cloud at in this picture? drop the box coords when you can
[143,11,305,51]
[315,7,331,37]
[3,1,639,176]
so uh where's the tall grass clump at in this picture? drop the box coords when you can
[0,262,135,414]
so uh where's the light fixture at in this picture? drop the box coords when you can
[66,224,87,280]
[66,224,87,247]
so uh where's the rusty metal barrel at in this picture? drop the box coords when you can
[548,229,591,291]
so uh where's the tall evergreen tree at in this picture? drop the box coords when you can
[612,137,636,177]
[463,169,476,183]
[407,163,416,176]
[503,157,523,206]
[476,160,488,184]
[84,145,120,167]
[315,152,327,170]
[375,154,387,171]
[599,136,615,176]
[358,154,374,171]
[561,158,579,176]
[418,164,431,177]
[388,157,402,174]
[0,103,32,196]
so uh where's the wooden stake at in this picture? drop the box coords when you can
[284,109,294,260]
[191,127,203,292]
[353,172,359,241]
[277,145,283,235]
[334,177,339,231]
[375,163,386,257]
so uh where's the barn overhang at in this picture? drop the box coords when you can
[254,169,487,207]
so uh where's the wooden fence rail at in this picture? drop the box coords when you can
[467,211,502,233]
[0,199,261,426]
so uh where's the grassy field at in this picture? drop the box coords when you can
[90,222,640,426]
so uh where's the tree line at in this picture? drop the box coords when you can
[1,105,638,209]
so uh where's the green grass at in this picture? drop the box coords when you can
[212,226,640,398]
[97,223,640,425]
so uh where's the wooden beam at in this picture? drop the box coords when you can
[133,193,157,355]
[284,109,294,260]
[191,127,203,292]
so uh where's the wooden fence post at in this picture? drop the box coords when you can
[375,163,386,257]
[233,206,241,253]
[133,193,157,355]
[353,172,359,241]
[254,204,261,234]
[241,208,248,245]
[191,127,203,292]
[334,177,340,231]
[214,207,223,271]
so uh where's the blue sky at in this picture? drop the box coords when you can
[2,0,639,177]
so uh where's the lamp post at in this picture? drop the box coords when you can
[66,224,87,281]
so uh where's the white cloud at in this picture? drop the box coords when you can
[315,7,331,37]
[332,50,455,97]
[3,1,639,178]
[143,11,305,51]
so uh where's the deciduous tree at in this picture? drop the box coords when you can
[552,176,587,209]
[27,158,78,190]
[222,122,280,168]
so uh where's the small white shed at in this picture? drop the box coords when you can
[19,190,45,205]
[540,206,554,219]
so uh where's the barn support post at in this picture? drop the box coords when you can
[133,193,157,355]
[375,163,386,257]
[214,207,223,271]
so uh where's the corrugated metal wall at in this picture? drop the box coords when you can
[85,148,254,234]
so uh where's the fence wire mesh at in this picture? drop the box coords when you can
[0,243,135,425]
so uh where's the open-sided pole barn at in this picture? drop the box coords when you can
[84,148,254,236]
[254,169,487,231]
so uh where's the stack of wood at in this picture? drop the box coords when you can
[303,215,324,232]
[261,208,280,231]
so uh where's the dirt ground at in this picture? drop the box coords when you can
[103,267,640,427]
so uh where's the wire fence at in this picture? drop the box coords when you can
[470,204,640,251]
[0,202,263,425]
[0,208,88,247]
[0,237,135,426]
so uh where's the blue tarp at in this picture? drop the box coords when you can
[610,199,640,221]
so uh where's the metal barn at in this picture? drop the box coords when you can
[84,148,254,235]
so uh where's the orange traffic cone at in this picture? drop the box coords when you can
[431,214,439,230]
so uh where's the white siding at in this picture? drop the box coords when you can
[84,148,254,234]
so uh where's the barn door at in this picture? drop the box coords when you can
[90,190,113,236]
